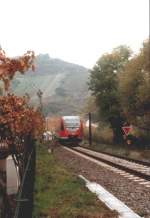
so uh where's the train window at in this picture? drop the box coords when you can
[64,119,80,128]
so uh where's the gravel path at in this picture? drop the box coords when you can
[53,146,150,218]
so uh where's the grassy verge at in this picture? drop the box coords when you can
[82,140,150,162]
[83,127,150,161]
[33,143,117,218]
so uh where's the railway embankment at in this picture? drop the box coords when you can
[33,143,117,218]
[82,141,150,163]
[54,146,150,218]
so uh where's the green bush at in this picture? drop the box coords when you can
[84,126,113,145]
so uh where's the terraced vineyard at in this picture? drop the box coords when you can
[10,54,89,115]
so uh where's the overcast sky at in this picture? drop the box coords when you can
[0,0,149,68]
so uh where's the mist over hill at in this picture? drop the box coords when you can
[11,54,89,116]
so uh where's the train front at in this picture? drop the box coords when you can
[59,116,83,145]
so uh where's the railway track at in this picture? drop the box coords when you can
[67,146,150,187]
[85,147,150,167]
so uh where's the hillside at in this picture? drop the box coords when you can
[10,54,89,116]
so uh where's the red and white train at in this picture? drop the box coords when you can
[58,116,83,144]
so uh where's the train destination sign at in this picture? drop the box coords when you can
[122,126,132,136]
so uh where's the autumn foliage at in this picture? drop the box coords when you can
[0,49,44,153]
[46,116,60,132]
[0,48,35,91]
[0,94,44,140]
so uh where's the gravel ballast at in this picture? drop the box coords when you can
[53,146,150,218]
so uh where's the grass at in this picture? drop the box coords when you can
[82,140,150,162]
[83,127,150,161]
[33,143,117,218]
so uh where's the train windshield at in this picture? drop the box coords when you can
[63,117,80,128]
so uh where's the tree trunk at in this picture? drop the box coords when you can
[109,116,125,144]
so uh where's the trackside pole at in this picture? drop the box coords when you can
[89,112,92,146]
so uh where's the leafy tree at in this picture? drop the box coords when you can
[119,39,150,132]
[89,46,131,143]
[0,48,35,91]
[0,48,44,154]
[0,49,44,217]
[0,87,2,95]
[82,96,100,122]
[0,94,44,142]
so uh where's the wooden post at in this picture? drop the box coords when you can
[37,89,43,113]
[89,112,92,146]
[46,117,48,131]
